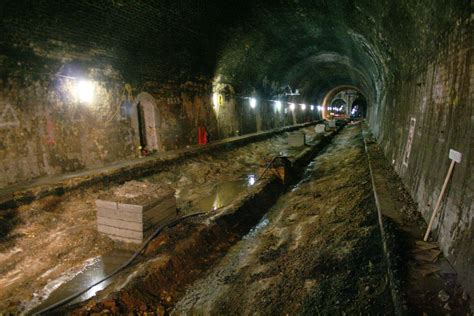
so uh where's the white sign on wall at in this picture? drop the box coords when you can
[403,117,416,167]
[449,149,462,163]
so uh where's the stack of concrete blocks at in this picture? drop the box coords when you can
[315,124,326,139]
[288,131,306,147]
[96,181,177,244]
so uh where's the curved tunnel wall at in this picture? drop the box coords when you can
[0,0,472,299]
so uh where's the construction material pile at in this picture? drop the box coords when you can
[96,181,176,243]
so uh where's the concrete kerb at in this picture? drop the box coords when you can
[0,121,321,211]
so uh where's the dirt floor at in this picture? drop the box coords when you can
[0,126,318,314]
[171,124,393,315]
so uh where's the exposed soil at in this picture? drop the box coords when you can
[144,126,318,215]
[0,192,115,313]
[0,126,318,314]
[171,124,392,315]
[99,181,174,205]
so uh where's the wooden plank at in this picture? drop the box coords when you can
[97,216,143,231]
[97,197,176,223]
[117,203,144,213]
[148,205,177,222]
[116,192,175,213]
[143,198,177,220]
[142,192,175,211]
[414,240,438,251]
[144,209,177,229]
[97,224,143,239]
[97,208,143,223]
[106,234,143,244]
[143,196,176,213]
[96,199,118,210]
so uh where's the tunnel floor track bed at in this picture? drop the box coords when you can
[0,124,324,314]
[170,123,393,315]
[57,123,396,315]
[3,123,469,315]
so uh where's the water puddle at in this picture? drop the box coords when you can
[28,249,133,314]
[28,175,260,314]
[243,216,270,240]
[291,161,316,192]
[192,175,257,212]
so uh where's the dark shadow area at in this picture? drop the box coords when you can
[0,209,22,249]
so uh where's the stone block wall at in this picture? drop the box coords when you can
[0,54,317,188]
[0,62,136,187]
[367,16,473,295]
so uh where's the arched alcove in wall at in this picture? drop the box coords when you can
[131,92,161,152]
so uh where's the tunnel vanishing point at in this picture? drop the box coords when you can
[0,0,472,315]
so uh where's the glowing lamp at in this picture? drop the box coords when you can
[274,100,282,111]
[249,97,257,109]
[75,80,94,103]
[212,93,219,107]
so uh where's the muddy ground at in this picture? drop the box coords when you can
[171,124,392,315]
[0,126,318,314]
[363,127,472,315]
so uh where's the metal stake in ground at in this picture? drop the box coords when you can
[423,149,462,242]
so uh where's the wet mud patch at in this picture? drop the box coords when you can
[65,177,287,314]
[172,124,393,315]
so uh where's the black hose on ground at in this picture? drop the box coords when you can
[34,155,285,315]
[255,155,287,183]
[33,211,205,315]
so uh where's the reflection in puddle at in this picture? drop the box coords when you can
[29,249,133,314]
[196,175,256,212]
[247,174,256,186]
[291,161,316,191]
[243,216,270,240]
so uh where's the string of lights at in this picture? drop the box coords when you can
[225,94,324,112]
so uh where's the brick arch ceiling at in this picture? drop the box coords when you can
[0,0,465,111]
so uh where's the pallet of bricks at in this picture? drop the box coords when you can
[96,181,177,243]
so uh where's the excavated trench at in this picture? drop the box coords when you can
[47,123,395,315]
[170,123,393,315]
[0,124,335,314]
[28,125,342,315]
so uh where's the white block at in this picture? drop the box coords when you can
[288,132,305,147]
[449,149,462,163]
[315,124,325,133]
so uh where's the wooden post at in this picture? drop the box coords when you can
[423,159,457,241]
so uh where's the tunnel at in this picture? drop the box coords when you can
[0,0,472,314]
